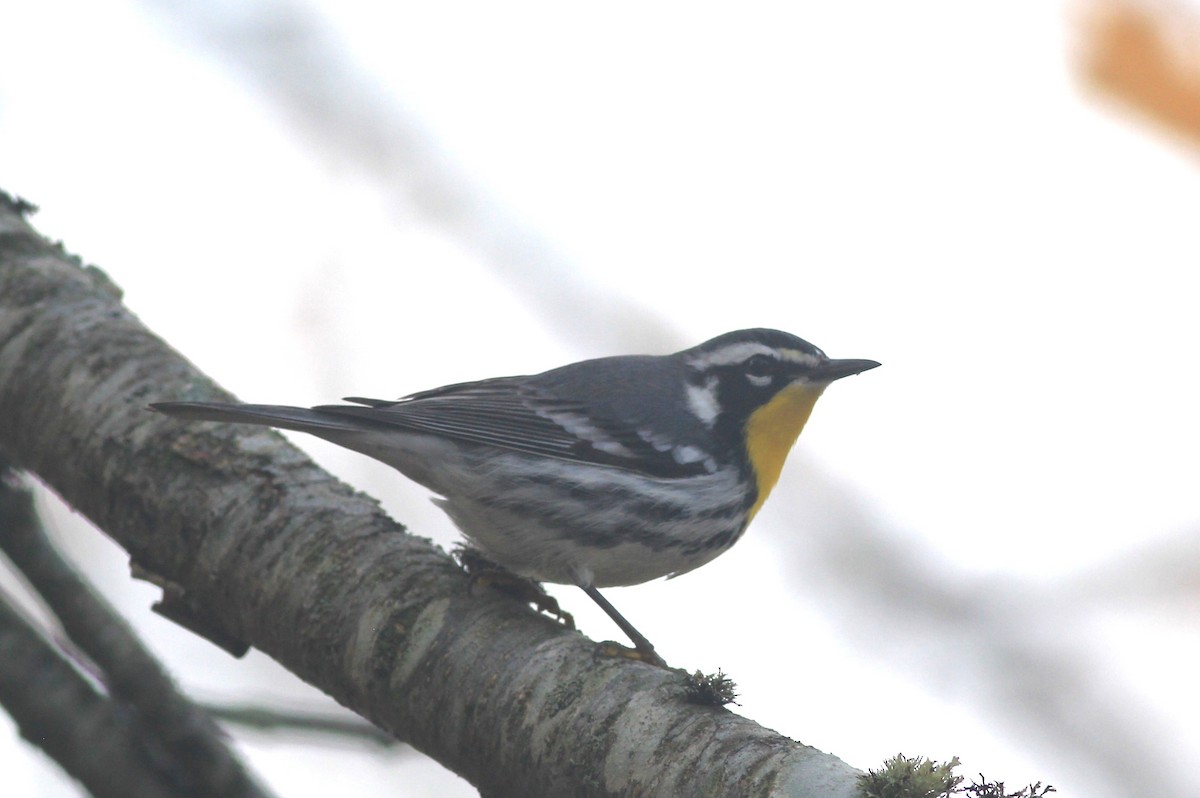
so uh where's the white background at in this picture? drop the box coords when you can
[2,1,1198,796]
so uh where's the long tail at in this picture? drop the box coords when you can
[150,402,372,434]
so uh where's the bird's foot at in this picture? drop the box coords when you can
[455,546,575,629]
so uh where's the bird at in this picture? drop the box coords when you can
[151,328,879,667]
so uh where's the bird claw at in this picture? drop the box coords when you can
[456,547,575,629]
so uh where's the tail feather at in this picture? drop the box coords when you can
[150,402,371,434]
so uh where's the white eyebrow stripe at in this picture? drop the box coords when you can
[778,348,822,367]
[685,342,774,369]
[685,343,822,369]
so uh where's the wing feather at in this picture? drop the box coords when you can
[319,378,707,478]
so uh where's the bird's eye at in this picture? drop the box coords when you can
[744,354,775,377]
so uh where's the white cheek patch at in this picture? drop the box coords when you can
[685,378,720,427]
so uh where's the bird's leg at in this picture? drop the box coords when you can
[454,546,575,629]
[580,583,669,669]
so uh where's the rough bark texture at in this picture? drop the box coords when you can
[0,192,862,797]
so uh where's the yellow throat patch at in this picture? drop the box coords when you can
[744,383,824,521]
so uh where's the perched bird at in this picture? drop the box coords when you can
[152,328,878,666]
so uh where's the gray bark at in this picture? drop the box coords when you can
[0,191,862,797]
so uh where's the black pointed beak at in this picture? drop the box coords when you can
[814,358,881,381]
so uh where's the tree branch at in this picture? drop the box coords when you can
[0,589,192,798]
[201,702,402,748]
[0,460,270,797]
[0,191,861,796]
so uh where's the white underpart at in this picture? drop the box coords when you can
[312,420,746,588]
[685,378,720,427]
[432,453,747,587]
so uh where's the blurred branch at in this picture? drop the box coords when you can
[0,589,186,798]
[1078,0,1200,150]
[0,191,861,796]
[202,702,402,748]
[143,0,679,354]
[777,469,1186,798]
[1068,524,1200,604]
[0,462,270,798]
